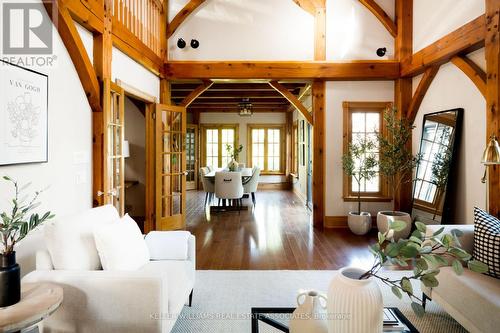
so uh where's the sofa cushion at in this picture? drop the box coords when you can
[473,207,500,278]
[44,205,119,270]
[94,214,150,271]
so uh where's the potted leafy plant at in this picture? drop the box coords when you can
[0,176,54,307]
[376,108,421,240]
[342,138,378,235]
[327,221,489,333]
[226,144,243,171]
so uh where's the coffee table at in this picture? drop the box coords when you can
[251,307,419,333]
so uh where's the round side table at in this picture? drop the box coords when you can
[0,283,63,333]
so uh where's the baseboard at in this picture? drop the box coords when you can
[324,215,377,229]
[257,182,292,190]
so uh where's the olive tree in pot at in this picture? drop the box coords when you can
[0,176,54,307]
[376,108,421,240]
[342,138,377,235]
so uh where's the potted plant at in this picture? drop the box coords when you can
[327,221,489,333]
[342,138,378,235]
[226,144,243,171]
[376,108,421,240]
[0,176,54,307]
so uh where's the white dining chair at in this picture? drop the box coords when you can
[215,171,244,211]
[200,167,215,206]
[243,167,260,206]
[207,166,215,172]
[238,163,246,169]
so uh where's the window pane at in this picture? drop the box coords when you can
[221,128,235,167]
[365,113,380,132]
[352,113,365,133]
[206,129,218,168]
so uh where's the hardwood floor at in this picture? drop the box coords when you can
[186,190,377,270]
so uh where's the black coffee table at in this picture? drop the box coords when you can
[251,307,419,333]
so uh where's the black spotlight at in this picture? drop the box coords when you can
[177,38,186,49]
[376,47,387,57]
[190,39,200,49]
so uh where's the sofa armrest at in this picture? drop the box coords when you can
[425,224,474,253]
[145,231,195,261]
[36,250,54,270]
[22,270,168,333]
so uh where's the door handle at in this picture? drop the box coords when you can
[183,171,189,176]
[97,189,117,197]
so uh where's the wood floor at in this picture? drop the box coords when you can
[186,190,377,270]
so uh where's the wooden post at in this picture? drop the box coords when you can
[394,0,413,212]
[486,0,500,216]
[160,79,171,104]
[286,111,293,177]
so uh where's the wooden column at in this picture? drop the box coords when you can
[92,0,113,206]
[394,0,413,212]
[286,111,294,177]
[486,0,500,216]
[160,79,171,104]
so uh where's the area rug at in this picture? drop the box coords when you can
[172,270,466,333]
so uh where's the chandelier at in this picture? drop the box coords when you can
[238,98,253,116]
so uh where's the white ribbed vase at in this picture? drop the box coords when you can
[327,267,383,333]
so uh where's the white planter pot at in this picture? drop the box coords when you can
[376,211,412,240]
[290,290,328,333]
[347,212,371,235]
[327,267,383,333]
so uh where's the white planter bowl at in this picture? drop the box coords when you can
[347,212,371,235]
[376,211,412,240]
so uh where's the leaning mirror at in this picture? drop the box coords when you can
[412,108,463,224]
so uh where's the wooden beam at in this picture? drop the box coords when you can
[174,90,285,99]
[164,61,400,80]
[407,66,440,123]
[186,98,288,104]
[187,107,287,113]
[485,0,500,216]
[66,0,104,33]
[180,80,214,107]
[269,81,313,124]
[160,79,172,104]
[314,6,326,60]
[167,0,206,39]
[292,0,316,16]
[312,81,325,228]
[359,0,397,38]
[43,1,101,112]
[451,56,487,97]
[401,15,485,77]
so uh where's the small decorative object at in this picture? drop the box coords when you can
[290,290,328,333]
[225,144,243,171]
[376,108,421,240]
[0,176,54,307]
[376,47,387,57]
[190,39,200,48]
[342,138,377,235]
[0,60,49,166]
[177,38,186,48]
[327,267,383,333]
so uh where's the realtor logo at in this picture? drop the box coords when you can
[2,2,53,55]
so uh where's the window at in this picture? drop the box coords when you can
[201,125,238,168]
[342,102,391,201]
[247,125,285,174]
[291,122,298,175]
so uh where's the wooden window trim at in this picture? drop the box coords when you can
[247,124,286,175]
[342,101,393,202]
[200,124,239,168]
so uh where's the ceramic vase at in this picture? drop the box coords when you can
[327,267,383,333]
[0,251,21,307]
[227,159,239,172]
[289,290,328,333]
[376,211,412,240]
[347,212,371,235]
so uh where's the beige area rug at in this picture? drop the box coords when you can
[172,270,466,333]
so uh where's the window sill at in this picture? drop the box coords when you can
[260,172,286,176]
[342,196,392,202]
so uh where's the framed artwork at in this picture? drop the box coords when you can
[0,60,48,166]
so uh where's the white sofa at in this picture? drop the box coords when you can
[22,206,196,333]
[423,225,500,333]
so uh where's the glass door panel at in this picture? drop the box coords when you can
[186,125,198,190]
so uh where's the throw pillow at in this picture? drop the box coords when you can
[93,214,150,271]
[44,205,119,270]
[473,207,500,278]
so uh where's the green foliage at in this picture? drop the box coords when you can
[341,138,378,214]
[1,177,54,254]
[225,144,243,160]
[360,220,490,317]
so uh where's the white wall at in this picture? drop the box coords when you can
[0,0,93,274]
[413,0,484,52]
[325,81,394,216]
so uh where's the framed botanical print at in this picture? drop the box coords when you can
[0,60,48,165]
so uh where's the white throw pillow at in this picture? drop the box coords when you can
[145,231,191,260]
[44,205,119,270]
[93,214,150,271]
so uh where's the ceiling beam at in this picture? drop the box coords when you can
[269,81,313,124]
[401,15,485,77]
[179,80,213,107]
[451,56,486,98]
[359,0,397,38]
[407,66,440,123]
[292,0,316,15]
[167,0,205,39]
[174,91,286,98]
[164,61,400,80]
[172,83,304,91]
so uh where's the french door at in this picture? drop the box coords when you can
[186,124,198,190]
[155,104,187,230]
[102,80,125,215]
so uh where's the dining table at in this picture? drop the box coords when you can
[203,167,253,180]
[203,168,254,211]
